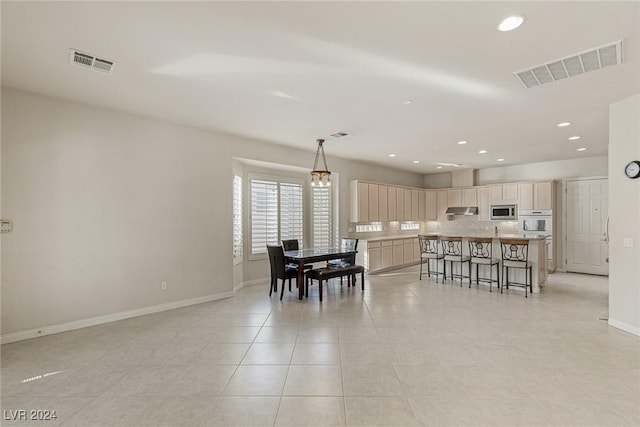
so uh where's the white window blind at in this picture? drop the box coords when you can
[312,186,332,247]
[251,179,279,254]
[279,182,304,247]
[232,174,243,264]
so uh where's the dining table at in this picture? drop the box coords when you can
[284,247,357,300]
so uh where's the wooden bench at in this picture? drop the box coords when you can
[305,264,365,301]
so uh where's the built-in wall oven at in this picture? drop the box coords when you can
[518,209,553,263]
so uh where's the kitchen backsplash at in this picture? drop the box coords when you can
[426,216,518,234]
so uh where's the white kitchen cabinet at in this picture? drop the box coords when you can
[367,241,382,271]
[403,239,414,264]
[518,183,534,211]
[447,189,462,207]
[437,190,448,221]
[388,186,397,221]
[382,241,393,268]
[379,185,388,221]
[425,190,437,220]
[418,190,426,221]
[350,181,369,222]
[368,183,379,221]
[412,238,420,262]
[534,182,553,209]
[404,188,412,221]
[462,188,477,206]
[397,186,405,221]
[477,186,491,220]
[502,183,518,202]
[393,240,404,266]
[411,189,420,221]
[490,185,502,202]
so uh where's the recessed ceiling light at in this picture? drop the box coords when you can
[568,136,581,140]
[388,154,397,157]
[402,100,413,105]
[557,122,571,127]
[457,140,468,145]
[497,158,505,162]
[413,160,420,164]
[478,150,488,154]
[577,147,587,151]
[436,166,443,169]
[497,15,524,32]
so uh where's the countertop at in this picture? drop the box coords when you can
[360,233,548,242]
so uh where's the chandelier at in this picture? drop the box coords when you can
[310,138,331,187]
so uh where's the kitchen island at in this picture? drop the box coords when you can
[358,233,548,293]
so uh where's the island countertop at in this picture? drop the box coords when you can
[358,233,548,242]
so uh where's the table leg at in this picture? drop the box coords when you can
[298,259,305,300]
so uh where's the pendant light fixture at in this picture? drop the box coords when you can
[310,138,331,187]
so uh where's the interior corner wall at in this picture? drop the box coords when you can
[1,88,425,337]
[608,93,640,336]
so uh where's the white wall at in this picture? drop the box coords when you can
[1,88,424,338]
[608,94,640,336]
[477,156,608,184]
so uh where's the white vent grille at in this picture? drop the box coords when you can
[515,40,622,88]
[330,132,349,138]
[69,49,115,74]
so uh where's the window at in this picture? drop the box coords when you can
[312,186,332,247]
[232,174,243,264]
[250,177,303,255]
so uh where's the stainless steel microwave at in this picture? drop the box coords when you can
[491,204,517,220]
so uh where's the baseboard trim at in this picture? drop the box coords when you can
[242,278,269,287]
[1,291,234,345]
[608,318,640,336]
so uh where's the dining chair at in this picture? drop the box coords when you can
[468,237,500,292]
[267,245,298,300]
[418,234,444,282]
[281,239,313,272]
[440,236,471,286]
[500,238,532,297]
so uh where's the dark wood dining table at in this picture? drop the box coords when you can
[284,247,357,300]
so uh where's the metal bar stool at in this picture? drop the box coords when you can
[418,235,444,282]
[440,236,471,286]
[500,238,533,298]
[468,237,500,292]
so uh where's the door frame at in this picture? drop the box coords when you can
[561,175,608,273]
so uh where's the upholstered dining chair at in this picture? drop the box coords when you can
[267,245,298,300]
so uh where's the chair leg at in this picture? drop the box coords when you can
[419,258,423,280]
[360,271,365,290]
[280,279,286,300]
[319,279,323,302]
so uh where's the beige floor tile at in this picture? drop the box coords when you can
[394,365,465,398]
[283,365,343,396]
[291,343,341,365]
[222,365,288,395]
[241,342,295,365]
[344,396,420,426]
[197,342,250,365]
[408,397,492,427]
[296,327,339,343]
[340,342,390,366]
[446,366,530,400]
[255,327,299,343]
[342,365,403,397]
[276,396,346,426]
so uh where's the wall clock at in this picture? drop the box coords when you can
[625,160,640,179]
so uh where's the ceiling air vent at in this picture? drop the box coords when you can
[514,40,622,88]
[330,132,349,138]
[69,49,115,74]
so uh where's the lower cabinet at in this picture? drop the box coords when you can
[365,238,420,272]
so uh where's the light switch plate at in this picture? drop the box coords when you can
[1,220,13,233]
[623,237,634,248]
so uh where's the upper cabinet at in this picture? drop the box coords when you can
[418,190,427,221]
[519,181,554,211]
[490,183,518,204]
[437,190,448,221]
[388,186,397,221]
[447,189,462,207]
[462,188,477,206]
[425,190,437,221]
[533,181,553,210]
[477,186,490,220]
[378,185,388,221]
[518,183,534,211]
[368,183,379,221]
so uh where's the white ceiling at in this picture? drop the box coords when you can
[2,1,639,174]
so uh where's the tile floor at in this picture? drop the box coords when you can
[1,269,639,426]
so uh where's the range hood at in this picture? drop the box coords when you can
[445,206,479,216]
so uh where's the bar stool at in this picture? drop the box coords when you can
[440,236,471,286]
[500,238,533,298]
[418,235,444,282]
[468,237,500,292]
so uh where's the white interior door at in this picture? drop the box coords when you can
[566,178,609,275]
